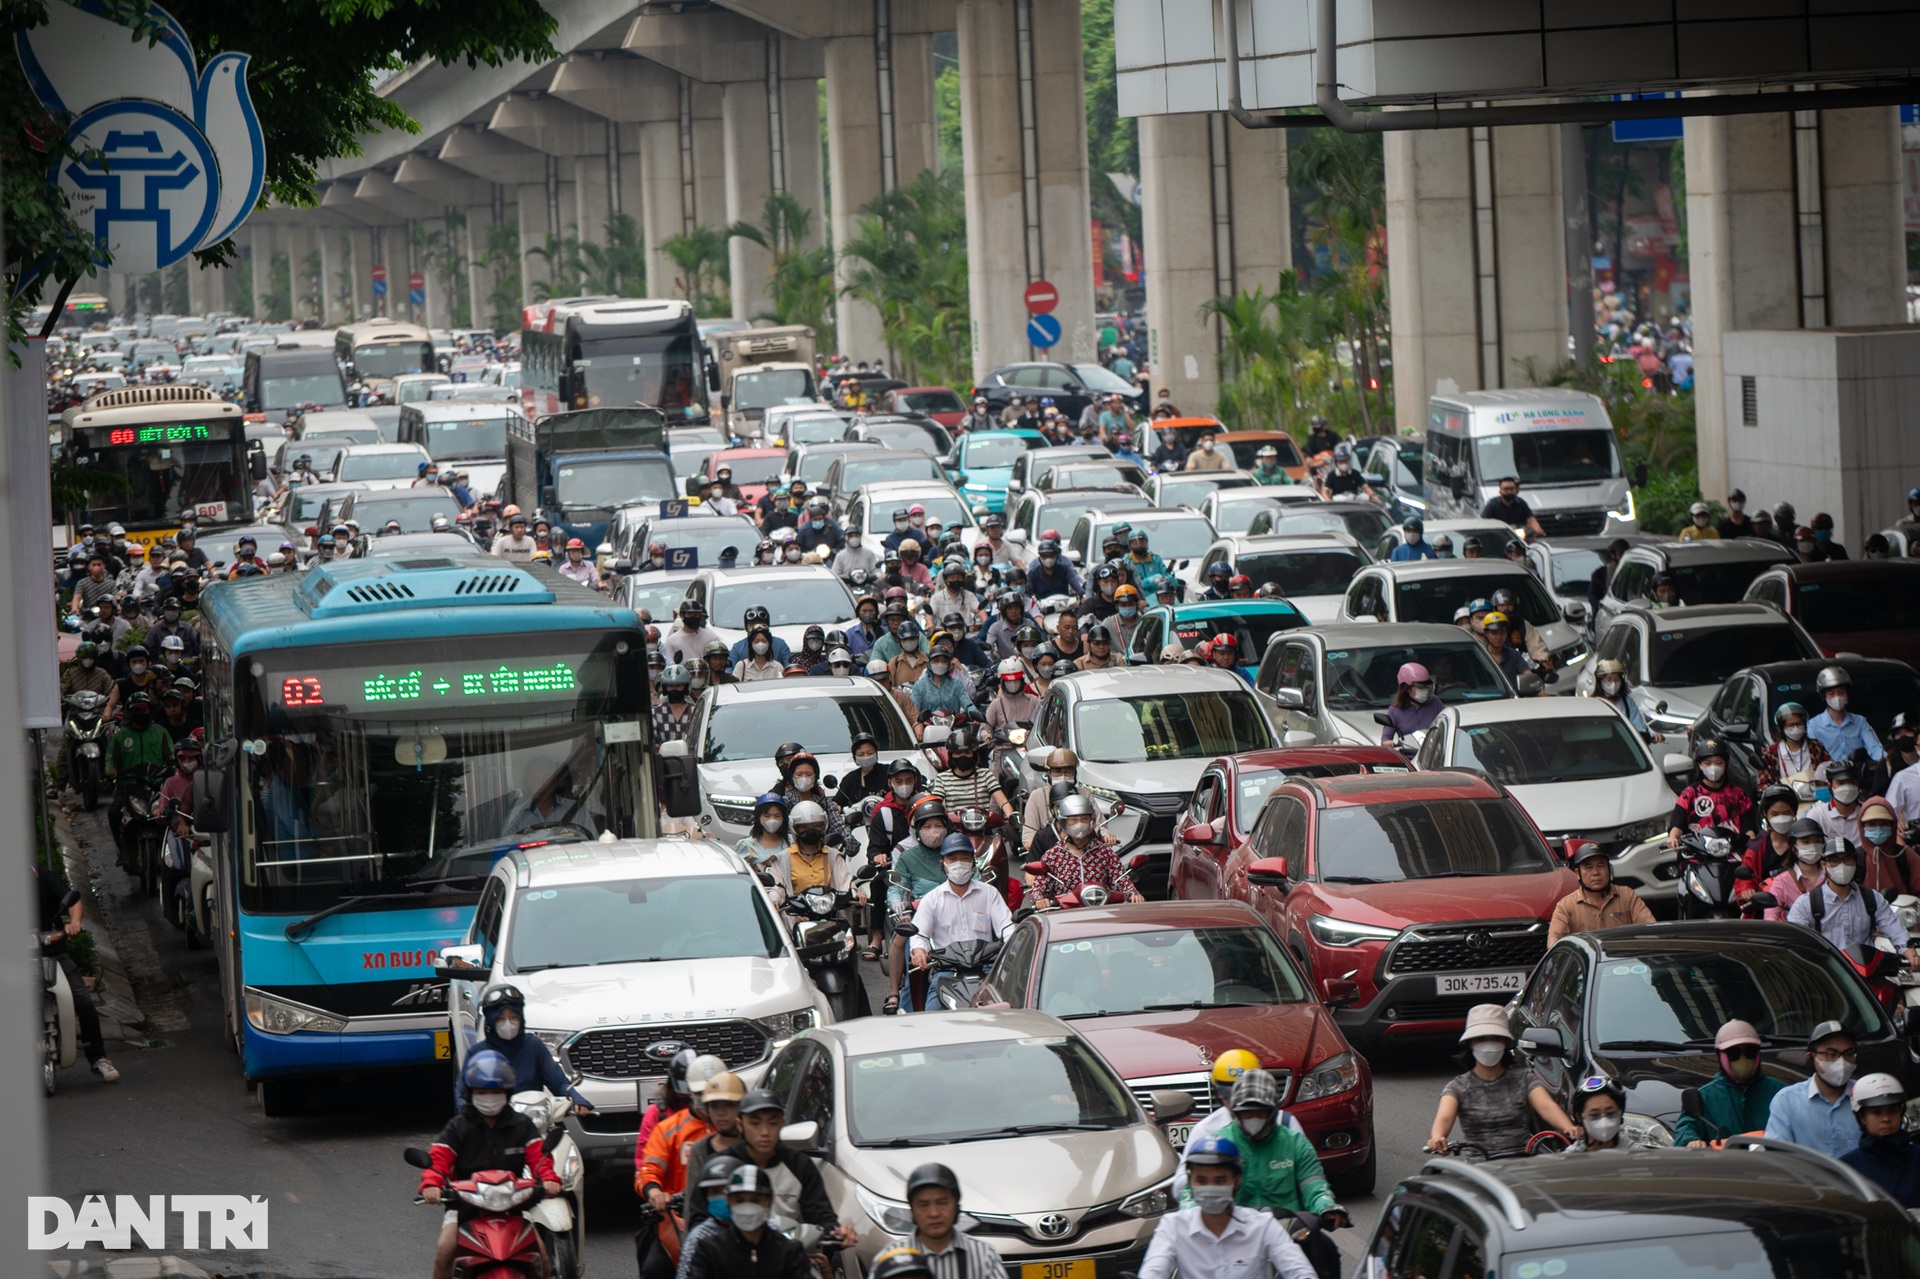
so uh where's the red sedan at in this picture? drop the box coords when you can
[887,386,967,428]
[972,900,1376,1196]
[1170,745,1408,903]
[1216,770,1575,1044]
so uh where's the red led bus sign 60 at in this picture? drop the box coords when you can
[106,424,212,445]
[278,662,580,708]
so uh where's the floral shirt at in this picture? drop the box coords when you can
[1034,837,1125,899]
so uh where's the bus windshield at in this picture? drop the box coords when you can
[576,336,703,413]
[354,341,434,379]
[554,457,677,514]
[731,368,814,412]
[422,415,512,460]
[262,373,347,411]
[70,425,249,527]
[237,633,649,914]
[1473,429,1620,487]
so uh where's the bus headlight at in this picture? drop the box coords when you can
[244,988,348,1035]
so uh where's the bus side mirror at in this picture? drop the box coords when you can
[657,741,700,818]
[190,739,238,833]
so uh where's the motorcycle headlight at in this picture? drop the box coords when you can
[1685,870,1715,905]
[1308,915,1401,947]
[243,988,347,1035]
[759,1008,816,1040]
[1622,1111,1673,1148]
[1294,1052,1361,1102]
[853,1184,916,1235]
[1119,1178,1176,1218]
[560,1145,582,1184]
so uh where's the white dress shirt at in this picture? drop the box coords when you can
[908,878,1013,955]
[1138,1205,1316,1279]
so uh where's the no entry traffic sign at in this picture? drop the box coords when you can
[1024,280,1058,314]
[408,271,426,306]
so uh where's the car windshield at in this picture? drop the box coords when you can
[507,876,784,970]
[846,1036,1135,1145]
[793,448,871,483]
[622,575,694,618]
[713,452,786,487]
[784,416,849,445]
[1647,625,1813,686]
[1453,714,1650,784]
[1314,798,1556,882]
[354,341,434,379]
[1238,549,1367,597]
[863,422,948,454]
[1665,554,1788,602]
[1506,1229,1920,1279]
[555,458,677,512]
[1322,643,1512,710]
[644,520,758,568]
[1167,610,1309,659]
[1268,509,1393,544]
[395,378,446,404]
[1767,670,1920,740]
[422,415,512,460]
[702,694,912,763]
[839,455,944,490]
[961,434,1042,468]
[1042,926,1310,1017]
[1158,473,1251,501]
[1225,437,1304,470]
[1545,546,1605,595]
[1211,495,1285,533]
[1473,428,1621,486]
[863,494,973,533]
[1110,516,1214,560]
[713,577,855,629]
[1034,494,1151,535]
[353,492,463,532]
[1072,691,1272,764]
[1790,577,1920,632]
[262,373,347,411]
[1393,573,1558,626]
[337,452,425,482]
[900,390,964,414]
[731,368,814,412]
[1071,363,1138,393]
[281,442,347,475]
[1232,764,1385,834]
[1593,942,1886,1048]
[1049,464,1135,490]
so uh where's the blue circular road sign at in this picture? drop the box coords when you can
[1027,313,1062,349]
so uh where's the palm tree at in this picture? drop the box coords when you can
[661,224,731,317]
[414,213,473,326]
[838,168,969,385]
[478,220,522,330]
[728,192,835,342]
[578,213,646,296]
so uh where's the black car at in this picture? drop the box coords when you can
[1365,1145,1920,1276]
[973,361,1143,423]
[1506,921,1911,1145]
[1689,657,1920,795]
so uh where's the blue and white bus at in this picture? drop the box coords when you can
[193,553,658,1113]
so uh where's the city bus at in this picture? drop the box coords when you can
[32,291,112,332]
[192,553,663,1113]
[520,297,710,426]
[334,317,436,396]
[60,384,253,548]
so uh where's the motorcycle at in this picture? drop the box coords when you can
[770,1213,847,1278]
[988,725,1030,818]
[403,1146,550,1279]
[116,765,169,897]
[62,690,108,810]
[782,865,877,1021]
[39,911,80,1096]
[1672,826,1776,921]
[511,1090,585,1279]
[159,813,209,941]
[894,918,1004,1010]
[1021,859,1136,910]
[955,805,1021,909]
[1371,710,1425,760]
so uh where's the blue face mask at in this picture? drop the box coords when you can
[1118,606,1138,619]
[707,1197,731,1221]
[1815,529,1831,542]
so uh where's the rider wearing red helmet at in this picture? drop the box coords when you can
[557,536,599,587]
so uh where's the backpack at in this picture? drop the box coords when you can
[1807,882,1879,931]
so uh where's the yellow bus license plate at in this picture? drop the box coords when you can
[1021,1262,1093,1279]
[434,1031,451,1060]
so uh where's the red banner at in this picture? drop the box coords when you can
[1091,220,1105,290]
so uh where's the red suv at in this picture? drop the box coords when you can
[1217,770,1575,1042]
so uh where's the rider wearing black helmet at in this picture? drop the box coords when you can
[1489,586,1551,668]
[1201,560,1233,601]
[882,1163,1003,1276]
[455,984,593,1113]
[728,605,792,666]
[1667,736,1754,848]
[1745,783,1802,886]
[1024,534,1083,598]
[1566,1076,1639,1151]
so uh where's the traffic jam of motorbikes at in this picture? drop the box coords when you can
[38,301,1920,1278]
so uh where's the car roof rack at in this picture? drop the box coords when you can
[1419,1157,1530,1230]
[1718,1136,1886,1202]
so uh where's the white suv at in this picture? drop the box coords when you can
[436,837,832,1169]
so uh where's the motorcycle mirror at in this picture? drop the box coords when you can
[1680,1087,1704,1120]
[757,869,777,888]
[1746,891,1778,910]
[1023,860,1048,877]
[1734,865,1756,881]
[853,863,879,882]
[820,774,838,790]
[893,918,919,937]
[1371,710,1393,727]
[1011,905,1036,923]
[402,1146,433,1170]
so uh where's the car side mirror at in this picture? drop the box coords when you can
[1065,548,1082,565]
[1179,820,1217,846]
[779,1120,820,1150]
[656,742,699,817]
[1282,730,1317,747]
[1322,978,1360,1009]
[1516,672,1544,697]
[1246,856,1289,888]
[190,738,237,833]
[1632,461,1649,488]
[1662,753,1694,777]
[1148,1089,1194,1123]
[611,558,635,576]
[1518,1026,1569,1059]
[1721,719,1750,739]
[1275,687,1304,709]
[719,393,731,411]
[434,943,485,981]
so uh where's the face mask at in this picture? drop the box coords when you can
[894,519,909,531]
[1036,662,1055,679]
[1100,583,1116,598]
[1600,677,1622,697]
[920,825,947,848]
[1865,824,1895,844]
[1582,1115,1623,1145]
[1798,541,1817,555]
[1694,515,1710,527]
[1816,529,1831,542]
[1002,678,1024,695]
[784,549,803,563]
[1200,440,1214,452]
[1336,462,1351,473]
[665,689,688,704]
[1796,841,1825,864]
[1816,1057,1854,1088]
[945,861,975,885]
[930,660,951,675]
[761,816,784,834]
[1827,862,1858,886]
[796,827,824,846]
[80,659,94,669]
[902,638,920,651]
[1411,686,1432,705]
[129,662,147,676]
[1730,501,1744,513]
[494,1016,522,1041]
[730,1203,769,1232]
[1018,645,1037,660]
[1471,1041,1507,1067]
[710,489,724,501]
[1701,764,1726,783]
[911,516,926,529]
[752,641,770,656]
[793,775,816,794]
[1833,784,1861,805]
[472,1093,507,1116]
[848,534,862,546]
[1236,1112,1271,1140]
[1723,1050,1759,1082]
[855,754,877,773]
[128,712,150,727]
[860,612,878,627]
[1065,820,1093,841]
[689,673,709,690]
[1784,724,1807,741]
[1191,1184,1236,1214]
[1118,606,1138,619]
[894,782,915,800]
[707,1197,732,1221]
[1769,814,1795,834]
[1040,554,1058,567]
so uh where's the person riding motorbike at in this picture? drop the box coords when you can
[683,1090,857,1248]
[419,1050,561,1279]
[678,1163,816,1279]
[1547,840,1654,944]
[1673,1019,1787,1147]
[670,1155,746,1279]
[1762,817,1830,921]
[885,796,955,1014]
[1027,793,1140,906]
[737,793,789,868]
[1786,837,1920,968]
[1142,1137,1317,1279]
[635,1054,729,1278]
[1667,737,1754,848]
[880,1163,1005,1279]
[1379,662,1443,744]
[1564,1076,1642,1152]
[1173,1050,1308,1198]
[106,692,171,864]
[1425,1005,1578,1161]
[1477,611,1527,680]
[637,1044,698,1152]
[1856,797,1920,897]
[1807,758,1867,846]
[1764,1021,1864,1159]
[1589,657,1658,741]
[762,801,866,915]
[1840,1073,1920,1206]
[1209,1070,1347,1279]
[931,726,1014,823]
[1809,665,1885,767]
[984,656,1040,730]
[903,834,1015,1006]
[780,751,848,849]
[1742,784,1802,888]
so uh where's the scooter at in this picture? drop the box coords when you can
[114,765,168,897]
[1673,826,1776,921]
[62,690,108,810]
[955,806,1021,909]
[510,1089,585,1279]
[159,813,209,941]
[782,865,877,1021]
[1371,710,1425,760]
[403,1147,548,1279]
[39,911,80,1096]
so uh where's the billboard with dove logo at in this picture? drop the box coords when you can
[16,0,264,274]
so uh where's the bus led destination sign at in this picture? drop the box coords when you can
[276,661,590,710]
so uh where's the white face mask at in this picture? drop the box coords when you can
[792,775,816,793]
[1730,500,1744,513]
[893,782,915,800]
[1796,841,1825,865]
[1833,784,1861,805]
[761,816,784,834]
[472,1093,507,1116]
[1064,820,1093,842]
[1600,677,1622,697]
[1471,1041,1507,1067]
[493,1017,521,1041]
[1815,1057,1854,1088]
[730,1202,769,1232]
[1784,724,1807,741]
[752,641,770,656]
[1236,1112,1272,1140]
[1826,862,1857,886]
[1701,764,1726,783]
[1828,694,1849,713]
[1410,686,1432,705]
[1768,814,1794,834]
[945,861,974,885]
[1190,1184,1236,1215]
[1582,1114,1623,1145]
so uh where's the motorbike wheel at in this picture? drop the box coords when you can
[42,1039,56,1096]
[540,1224,581,1279]
[138,836,156,897]
[79,768,99,812]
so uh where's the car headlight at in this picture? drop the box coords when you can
[1609,490,1636,523]
[244,988,348,1035]
[853,1184,916,1235]
[1648,710,1693,732]
[529,1029,580,1080]
[710,793,758,825]
[1622,1111,1673,1148]
[1119,1178,1176,1219]
[1557,642,1591,666]
[1615,816,1670,845]
[759,1008,816,1039]
[1308,915,1401,947]
[1294,1052,1360,1102]
[1079,781,1121,805]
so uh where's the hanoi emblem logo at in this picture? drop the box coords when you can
[16,0,265,274]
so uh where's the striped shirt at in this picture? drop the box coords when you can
[932,769,999,813]
[884,1231,1005,1279]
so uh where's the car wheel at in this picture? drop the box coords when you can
[1331,1125,1377,1198]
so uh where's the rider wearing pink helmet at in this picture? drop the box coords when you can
[1381,661,1444,743]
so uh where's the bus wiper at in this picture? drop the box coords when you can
[285,889,432,941]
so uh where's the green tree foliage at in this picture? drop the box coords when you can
[233,257,253,318]
[298,247,322,318]
[476,219,521,331]
[1081,0,1139,241]
[161,261,188,314]
[729,192,834,344]
[332,231,354,320]
[838,167,969,388]
[528,213,647,306]
[661,224,731,318]
[257,249,291,321]
[414,213,470,327]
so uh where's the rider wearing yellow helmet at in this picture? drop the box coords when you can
[1172,1049,1305,1199]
